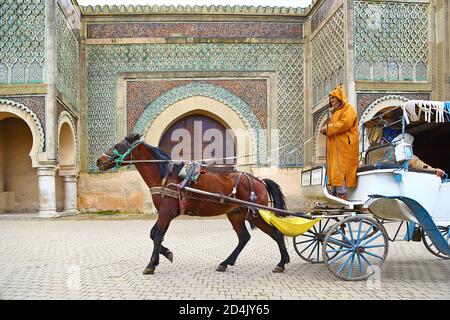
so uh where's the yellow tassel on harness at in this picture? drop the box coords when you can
[258,210,322,237]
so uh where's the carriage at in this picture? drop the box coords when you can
[97,100,449,279]
[295,99,450,280]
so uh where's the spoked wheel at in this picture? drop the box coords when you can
[293,218,342,263]
[323,216,389,281]
[422,226,450,259]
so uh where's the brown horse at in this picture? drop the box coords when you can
[96,133,290,274]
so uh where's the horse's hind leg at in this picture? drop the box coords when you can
[246,213,290,273]
[216,211,251,272]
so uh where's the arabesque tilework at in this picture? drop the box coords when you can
[356,92,430,117]
[0,96,45,131]
[312,5,345,106]
[87,22,303,39]
[311,0,341,33]
[354,1,429,81]
[56,5,79,109]
[86,44,304,171]
[0,0,45,84]
[126,79,268,132]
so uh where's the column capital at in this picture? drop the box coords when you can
[37,166,57,176]
[62,175,78,183]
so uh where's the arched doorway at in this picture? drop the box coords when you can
[57,114,79,215]
[0,114,39,212]
[159,113,236,164]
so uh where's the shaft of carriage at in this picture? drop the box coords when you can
[166,183,313,220]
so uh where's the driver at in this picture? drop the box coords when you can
[320,85,359,200]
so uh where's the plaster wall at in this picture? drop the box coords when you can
[77,170,144,213]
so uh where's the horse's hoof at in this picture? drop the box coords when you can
[143,267,155,275]
[166,252,174,263]
[216,264,227,272]
[272,266,285,273]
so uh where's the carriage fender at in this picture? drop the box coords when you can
[370,195,449,256]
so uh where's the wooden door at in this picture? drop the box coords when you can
[158,114,236,164]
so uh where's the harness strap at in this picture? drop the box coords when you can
[229,172,244,198]
[161,162,173,187]
[243,173,258,216]
[244,173,257,202]
[149,187,179,199]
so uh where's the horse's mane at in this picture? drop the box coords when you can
[125,133,184,178]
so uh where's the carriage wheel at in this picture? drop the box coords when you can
[322,216,389,281]
[422,226,450,260]
[292,218,341,264]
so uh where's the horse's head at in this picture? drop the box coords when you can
[96,133,142,171]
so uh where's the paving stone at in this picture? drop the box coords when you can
[0,219,448,300]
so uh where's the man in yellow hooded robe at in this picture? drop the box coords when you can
[320,85,359,199]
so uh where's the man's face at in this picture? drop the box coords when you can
[329,95,342,111]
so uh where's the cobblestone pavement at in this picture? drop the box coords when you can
[0,217,449,300]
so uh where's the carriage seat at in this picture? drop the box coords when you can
[357,162,439,175]
[357,162,402,173]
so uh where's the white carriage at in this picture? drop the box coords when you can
[296,100,450,280]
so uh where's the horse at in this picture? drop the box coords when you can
[96,133,290,275]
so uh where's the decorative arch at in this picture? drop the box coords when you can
[359,95,409,151]
[133,83,266,163]
[0,99,44,167]
[57,111,78,173]
[360,95,409,124]
[143,96,258,168]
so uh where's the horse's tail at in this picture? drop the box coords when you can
[262,178,287,210]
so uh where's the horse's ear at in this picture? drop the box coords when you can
[126,133,142,143]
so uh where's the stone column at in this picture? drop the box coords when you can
[303,16,313,166]
[62,175,79,215]
[45,0,57,161]
[38,166,58,218]
[344,0,357,107]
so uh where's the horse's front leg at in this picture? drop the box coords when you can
[143,211,174,275]
[150,223,174,262]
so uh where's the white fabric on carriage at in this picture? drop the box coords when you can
[402,100,446,124]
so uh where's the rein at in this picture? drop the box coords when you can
[118,143,296,166]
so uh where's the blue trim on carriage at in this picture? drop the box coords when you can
[404,222,415,241]
[444,102,450,122]
[369,195,450,256]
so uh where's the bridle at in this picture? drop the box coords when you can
[102,140,142,169]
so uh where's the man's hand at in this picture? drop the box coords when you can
[320,125,327,135]
[435,168,445,178]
